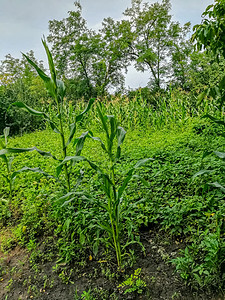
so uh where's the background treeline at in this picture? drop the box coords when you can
[1,0,225,134]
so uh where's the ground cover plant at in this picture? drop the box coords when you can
[0,109,224,299]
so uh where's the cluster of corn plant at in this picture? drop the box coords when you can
[57,102,152,267]
[10,39,93,191]
[69,89,203,132]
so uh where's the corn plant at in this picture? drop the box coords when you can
[11,39,93,191]
[57,102,152,267]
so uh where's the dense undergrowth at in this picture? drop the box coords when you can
[0,42,224,300]
[0,96,224,298]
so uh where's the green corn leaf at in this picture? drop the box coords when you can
[100,173,113,199]
[42,38,57,85]
[2,174,10,184]
[74,131,89,155]
[202,114,225,127]
[118,169,134,200]
[11,102,48,118]
[56,79,66,100]
[117,126,126,147]
[96,103,109,138]
[22,53,50,82]
[56,155,86,177]
[192,169,214,180]
[49,121,61,135]
[132,175,150,187]
[108,115,116,142]
[11,167,57,181]
[56,191,77,202]
[90,136,107,152]
[213,151,225,159]
[66,123,77,147]
[116,126,126,159]
[23,52,56,98]
[75,98,94,122]
[202,150,213,159]
[0,147,58,160]
[208,182,225,193]
[0,153,7,163]
[3,127,10,145]
[61,197,77,207]
[97,222,113,235]
[117,158,152,200]
[197,89,208,104]
[134,158,153,169]
[7,156,14,172]
[0,138,4,148]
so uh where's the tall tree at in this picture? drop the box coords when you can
[47,2,129,97]
[193,0,225,107]
[123,0,190,89]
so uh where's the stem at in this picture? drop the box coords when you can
[6,159,13,201]
[109,203,121,267]
[56,95,70,191]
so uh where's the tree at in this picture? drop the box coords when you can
[170,22,193,89]
[193,0,225,108]
[0,52,48,134]
[193,0,225,59]
[123,0,191,89]
[47,2,128,98]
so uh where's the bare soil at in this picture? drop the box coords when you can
[0,228,224,300]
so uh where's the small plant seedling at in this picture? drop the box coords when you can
[118,268,147,295]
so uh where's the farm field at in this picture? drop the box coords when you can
[0,104,224,299]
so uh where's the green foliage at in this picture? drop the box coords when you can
[123,0,191,88]
[193,1,225,58]
[173,226,225,288]
[118,268,146,294]
[0,53,48,135]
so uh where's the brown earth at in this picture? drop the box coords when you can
[0,229,224,300]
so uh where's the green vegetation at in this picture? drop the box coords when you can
[0,0,225,299]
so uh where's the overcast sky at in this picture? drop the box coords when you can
[0,0,213,88]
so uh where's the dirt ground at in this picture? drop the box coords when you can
[0,228,224,300]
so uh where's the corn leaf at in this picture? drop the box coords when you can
[11,167,57,181]
[0,147,58,160]
[202,114,225,127]
[192,169,214,180]
[42,38,57,85]
[96,103,109,138]
[118,169,134,200]
[11,102,48,118]
[117,126,126,147]
[134,158,153,168]
[22,53,50,82]
[56,79,66,100]
[23,52,56,98]
[208,182,225,193]
[56,155,86,177]
[213,151,225,159]
[74,131,89,155]
[90,136,107,152]
[75,98,94,122]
